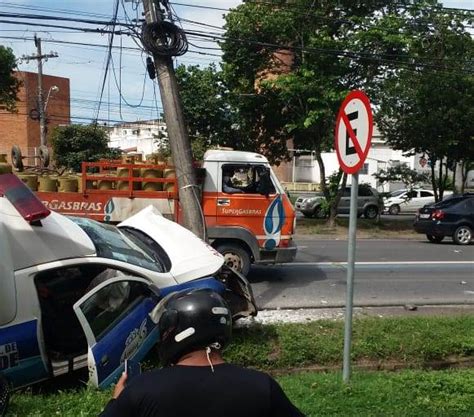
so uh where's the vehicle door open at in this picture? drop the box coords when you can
[72,276,160,388]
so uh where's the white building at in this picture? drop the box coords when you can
[291,126,431,192]
[108,120,167,157]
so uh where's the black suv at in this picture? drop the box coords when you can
[413,193,474,245]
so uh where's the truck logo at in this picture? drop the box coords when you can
[104,199,115,222]
[263,196,285,250]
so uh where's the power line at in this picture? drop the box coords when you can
[94,0,121,122]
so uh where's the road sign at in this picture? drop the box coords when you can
[335,91,373,174]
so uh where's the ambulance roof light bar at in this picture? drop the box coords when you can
[0,173,51,222]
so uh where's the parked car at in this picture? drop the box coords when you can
[294,186,383,219]
[0,173,256,392]
[383,189,452,215]
[413,193,474,244]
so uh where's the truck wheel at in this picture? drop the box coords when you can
[364,206,379,219]
[0,374,10,417]
[215,243,251,276]
[11,145,23,171]
[426,234,444,243]
[453,225,472,245]
[389,204,400,215]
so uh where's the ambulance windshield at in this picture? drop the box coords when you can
[69,217,166,272]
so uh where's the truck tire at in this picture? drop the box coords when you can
[0,374,10,417]
[215,243,251,276]
[11,145,23,171]
[364,205,379,220]
[453,225,472,245]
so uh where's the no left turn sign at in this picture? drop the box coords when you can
[335,91,373,174]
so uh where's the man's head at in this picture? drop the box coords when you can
[150,288,232,365]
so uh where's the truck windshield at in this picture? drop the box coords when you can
[69,217,165,272]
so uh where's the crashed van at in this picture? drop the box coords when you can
[0,173,256,390]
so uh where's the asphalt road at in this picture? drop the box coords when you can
[247,238,474,309]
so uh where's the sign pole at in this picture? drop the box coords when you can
[335,90,372,384]
[343,172,359,383]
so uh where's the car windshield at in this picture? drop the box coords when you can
[69,217,165,272]
[390,190,406,198]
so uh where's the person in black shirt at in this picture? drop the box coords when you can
[100,288,304,417]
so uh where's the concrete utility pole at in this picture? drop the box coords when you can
[22,36,58,146]
[141,0,206,240]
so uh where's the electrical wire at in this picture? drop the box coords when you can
[94,0,121,122]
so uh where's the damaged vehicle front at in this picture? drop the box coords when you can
[0,173,256,396]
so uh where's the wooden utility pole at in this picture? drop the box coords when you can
[141,0,206,239]
[22,36,58,146]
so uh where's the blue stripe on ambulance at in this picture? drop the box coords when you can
[0,320,49,387]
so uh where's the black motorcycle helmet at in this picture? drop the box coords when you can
[150,288,232,366]
[0,374,10,417]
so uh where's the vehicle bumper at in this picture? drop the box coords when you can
[413,220,455,236]
[256,240,297,264]
[217,266,257,319]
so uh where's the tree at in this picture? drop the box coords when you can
[220,0,400,225]
[50,124,121,172]
[175,64,239,153]
[371,3,474,200]
[0,46,20,112]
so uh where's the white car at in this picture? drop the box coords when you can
[0,173,256,391]
[383,189,452,215]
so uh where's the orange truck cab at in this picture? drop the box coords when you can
[35,150,297,275]
[201,150,297,275]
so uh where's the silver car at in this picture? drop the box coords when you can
[295,186,383,219]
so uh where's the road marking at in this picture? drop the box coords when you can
[290,261,474,266]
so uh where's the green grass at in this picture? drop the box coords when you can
[223,316,474,370]
[6,316,474,416]
[280,369,474,417]
[8,370,474,416]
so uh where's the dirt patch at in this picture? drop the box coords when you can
[269,356,474,376]
[295,217,420,239]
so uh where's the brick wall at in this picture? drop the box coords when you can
[0,71,70,164]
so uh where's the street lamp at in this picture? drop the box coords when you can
[44,85,59,112]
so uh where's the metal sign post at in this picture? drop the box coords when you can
[343,171,358,383]
[334,91,373,383]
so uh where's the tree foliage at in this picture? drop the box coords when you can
[50,125,121,172]
[370,3,474,199]
[175,64,239,153]
[220,0,406,223]
[219,0,474,214]
[0,45,20,112]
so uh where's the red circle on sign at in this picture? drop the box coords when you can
[334,90,373,174]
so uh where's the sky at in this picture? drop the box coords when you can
[0,0,472,125]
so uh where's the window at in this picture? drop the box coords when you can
[79,280,152,342]
[359,163,369,175]
[359,186,374,197]
[69,217,167,272]
[420,191,434,197]
[342,188,351,197]
[406,191,418,199]
[222,164,275,195]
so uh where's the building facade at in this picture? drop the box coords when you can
[107,120,168,157]
[0,71,70,163]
